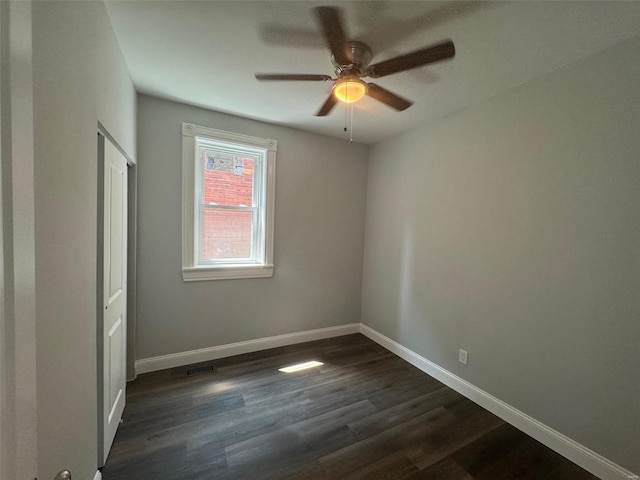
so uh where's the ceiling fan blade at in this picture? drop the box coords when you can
[367,40,455,78]
[366,83,413,111]
[255,73,332,81]
[315,93,338,117]
[313,6,349,65]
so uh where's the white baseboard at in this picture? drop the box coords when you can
[135,323,360,375]
[359,324,638,480]
[93,470,102,480]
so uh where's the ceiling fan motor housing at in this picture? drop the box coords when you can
[332,41,372,77]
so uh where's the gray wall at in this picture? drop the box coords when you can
[32,2,136,478]
[136,95,368,360]
[361,37,640,473]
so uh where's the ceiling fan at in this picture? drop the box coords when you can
[255,6,455,117]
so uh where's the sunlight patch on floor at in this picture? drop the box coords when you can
[278,360,324,373]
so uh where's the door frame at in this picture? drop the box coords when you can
[0,2,38,479]
[97,125,137,467]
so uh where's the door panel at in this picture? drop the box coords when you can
[103,138,127,461]
[107,315,124,419]
[108,165,124,300]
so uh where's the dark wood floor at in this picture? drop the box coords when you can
[102,334,599,480]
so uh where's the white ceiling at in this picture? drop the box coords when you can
[105,1,640,145]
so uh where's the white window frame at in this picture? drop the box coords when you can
[182,123,276,281]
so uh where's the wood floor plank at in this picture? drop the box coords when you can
[454,424,598,480]
[277,463,330,480]
[288,399,379,439]
[318,407,461,477]
[407,457,475,480]
[224,427,303,468]
[341,450,420,480]
[347,387,463,437]
[102,334,600,480]
[405,408,505,470]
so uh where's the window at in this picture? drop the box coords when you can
[182,123,276,281]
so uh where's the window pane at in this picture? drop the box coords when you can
[202,209,253,260]
[203,152,254,207]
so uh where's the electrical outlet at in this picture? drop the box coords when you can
[458,349,468,365]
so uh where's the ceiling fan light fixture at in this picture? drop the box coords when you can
[333,77,367,103]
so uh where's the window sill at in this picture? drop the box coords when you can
[182,264,274,282]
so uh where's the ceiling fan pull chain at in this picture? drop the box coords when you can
[344,98,348,132]
[344,82,349,132]
[350,102,354,143]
